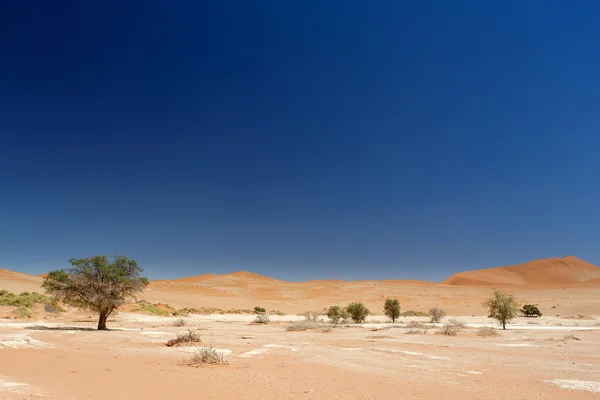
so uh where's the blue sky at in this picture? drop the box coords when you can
[1,1,600,281]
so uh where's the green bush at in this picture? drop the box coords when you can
[13,306,32,319]
[346,302,370,323]
[521,304,542,317]
[254,306,266,314]
[384,298,401,322]
[0,291,48,308]
[327,305,350,325]
[131,302,170,316]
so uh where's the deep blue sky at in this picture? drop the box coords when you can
[1,1,599,281]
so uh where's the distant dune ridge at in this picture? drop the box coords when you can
[443,256,600,286]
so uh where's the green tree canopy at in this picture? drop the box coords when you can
[483,289,519,330]
[383,298,401,323]
[43,255,148,330]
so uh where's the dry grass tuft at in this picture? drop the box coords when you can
[563,334,581,341]
[406,328,428,335]
[189,345,228,365]
[172,318,186,327]
[166,330,203,347]
[447,318,467,329]
[476,327,500,337]
[438,324,459,336]
[286,320,327,331]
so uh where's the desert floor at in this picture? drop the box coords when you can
[1,311,600,400]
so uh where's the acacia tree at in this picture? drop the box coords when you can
[43,255,149,330]
[383,298,401,323]
[483,289,519,330]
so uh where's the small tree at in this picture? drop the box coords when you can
[327,305,350,326]
[428,307,446,323]
[43,255,148,330]
[521,304,542,317]
[254,306,266,314]
[346,302,370,323]
[483,289,519,330]
[383,298,400,323]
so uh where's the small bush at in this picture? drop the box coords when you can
[326,306,349,325]
[271,310,286,316]
[286,321,326,331]
[303,311,322,322]
[190,345,228,365]
[438,324,458,336]
[347,302,370,323]
[563,334,581,341]
[406,328,428,334]
[405,321,428,329]
[13,306,32,319]
[447,318,467,329]
[166,330,203,347]
[131,302,171,316]
[0,289,9,296]
[400,310,429,317]
[253,314,270,324]
[172,318,186,327]
[521,304,542,317]
[173,308,201,317]
[428,307,446,323]
[476,327,500,337]
[254,306,266,314]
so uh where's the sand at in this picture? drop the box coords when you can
[1,256,600,399]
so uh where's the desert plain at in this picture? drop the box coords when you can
[1,255,600,399]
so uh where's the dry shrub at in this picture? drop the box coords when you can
[286,320,326,331]
[253,314,270,324]
[406,328,428,334]
[166,330,203,347]
[438,324,458,336]
[447,318,467,329]
[476,327,500,337]
[563,334,581,341]
[304,311,323,322]
[428,307,446,323]
[190,345,228,365]
[172,318,186,327]
[406,321,428,329]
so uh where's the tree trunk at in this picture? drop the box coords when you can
[502,320,506,330]
[97,309,112,330]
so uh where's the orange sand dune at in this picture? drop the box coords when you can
[444,256,600,286]
[171,273,218,283]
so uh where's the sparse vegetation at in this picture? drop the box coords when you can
[563,334,581,341]
[483,289,519,330]
[286,320,326,331]
[172,318,186,327]
[406,328,428,334]
[428,307,446,323]
[383,298,401,323]
[43,255,149,330]
[400,310,429,317]
[521,304,542,317]
[271,310,286,316]
[189,345,228,365]
[131,302,171,316]
[12,306,32,318]
[327,305,350,325]
[476,327,500,337]
[447,318,467,329]
[438,323,459,336]
[254,306,266,314]
[166,330,203,347]
[0,291,49,308]
[253,314,270,324]
[173,307,201,317]
[303,311,322,322]
[346,302,370,323]
[405,321,428,329]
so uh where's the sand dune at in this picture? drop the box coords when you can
[444,256,600,286]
